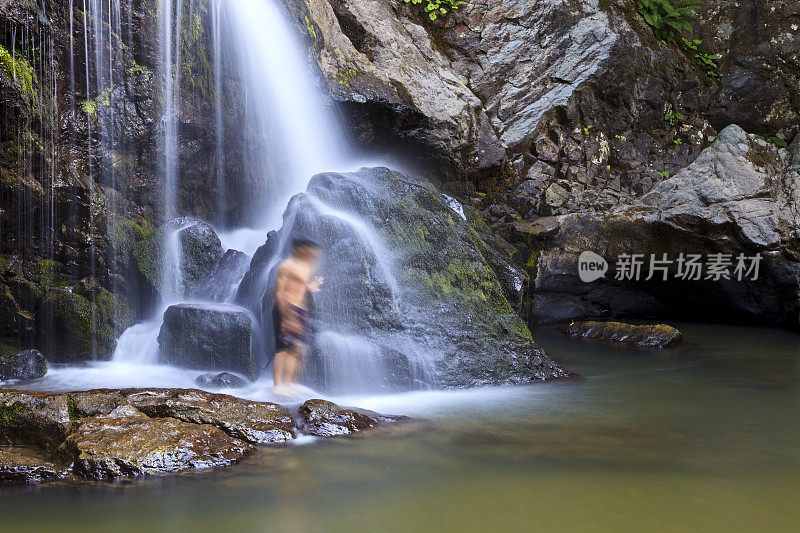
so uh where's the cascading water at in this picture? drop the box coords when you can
[15,0,430,397]
[113,0,352,371]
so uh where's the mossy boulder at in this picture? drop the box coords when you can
[237,167,571,388]
[44,285,130,362]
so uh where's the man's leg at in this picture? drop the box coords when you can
[282,347,299,388]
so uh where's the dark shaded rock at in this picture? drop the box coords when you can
[0,349,46,381]
[158,303,257,380]
[196,372,248,389]
[61,404,253,479]
[126,388,295,444]
[564,321,682,349]
[0,447,66,484]
[197,249,251,302]
[522,126,800,328]
[297,399,409,438]
[237,167,572,389]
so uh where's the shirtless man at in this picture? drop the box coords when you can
[271,236,323,397]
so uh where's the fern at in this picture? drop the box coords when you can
[403,0,466,21]
[636,0,698,43]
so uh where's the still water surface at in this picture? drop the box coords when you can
[1,323,798,532]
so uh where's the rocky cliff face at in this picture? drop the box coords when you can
[288,0,798,327]
[0,0,231,360]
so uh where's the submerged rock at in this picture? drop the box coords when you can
[0,349,47,381]
[237,167,572,389]
[196,372,248,389]
[297,399,409,438]
[0,388,407,484]
[158,303,257,381]
[564,321,682,349]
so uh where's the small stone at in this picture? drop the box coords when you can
[196,372,248,389]
[545,183,570,207]
[297,399,409,438]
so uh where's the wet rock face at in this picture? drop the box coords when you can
[237,167,572,389]
[0,349,47,381]
[158,303,257,381]
[0,388,408,484]
[514,125,800,327]
[564,321,682,349]
[297,399,408,437]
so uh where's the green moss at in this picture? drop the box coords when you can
[81,84,113,117]
[66,395,79,421]
[37,259,63,293]
[0,44,37,104]
[0,401,29,428]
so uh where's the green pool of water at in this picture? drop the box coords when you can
[1,323,798,532]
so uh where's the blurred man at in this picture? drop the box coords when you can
[272,236,323,396]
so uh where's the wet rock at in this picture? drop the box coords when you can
[126,389,295,445]
[0,447,66,484]
[297,399,408,438]
[564,321,682,349]
[237,167,573,388]
[0,349,46,381]
[158,303,257,381]
[197,249,251,302]
[163,217,225,297]
[196,372,248,389]
[0,390,71,452]
[62,404,253,479]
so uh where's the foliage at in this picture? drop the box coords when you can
[636,0,698,43]
[757,135,788,148]
[695,52,721,78]
[403,0,466,21]
[664,112,684,123]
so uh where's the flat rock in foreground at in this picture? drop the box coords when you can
[564,321,682,349]
[0,388,406,484]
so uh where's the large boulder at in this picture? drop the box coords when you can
[515,125,800,327]
[237,167,572,389]
[158,303,258,380]
[0,349,46,381]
